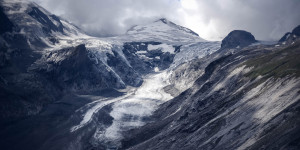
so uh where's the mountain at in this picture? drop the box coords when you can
[279,25,300,45]
[220,30,257,49]
[114,18,205,44]
[0,1,218,149]
[121,31,300,150]
[1,0,300,150]
[0,0,84,48]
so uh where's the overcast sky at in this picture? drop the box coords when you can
[32,0,300,41]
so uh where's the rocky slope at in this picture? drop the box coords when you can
[279,25,300,45]
[220,30,257,49]
[121,28,300,150]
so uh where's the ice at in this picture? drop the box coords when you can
[99,71,173,141]
[148,43,175,54]
[154,67,160,72]
[170,42,221,69]
[71,71,173,144]
[70,98,116,132]
[136,50,147,54]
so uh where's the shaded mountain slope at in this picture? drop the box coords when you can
[221,30,257,49]
[121,35,300,150]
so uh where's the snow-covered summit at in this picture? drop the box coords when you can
[113,18,205,44]
[156,18,199,37]
[0,0,86,49]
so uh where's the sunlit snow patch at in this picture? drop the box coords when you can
[148,43,175,54]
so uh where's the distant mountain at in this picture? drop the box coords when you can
[116,18,205,44]
[221,30,257,49]
[279,25,300,44]
[0,0,84,49]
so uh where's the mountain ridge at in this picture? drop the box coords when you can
[0,1,299,150]
[123,17,205,44]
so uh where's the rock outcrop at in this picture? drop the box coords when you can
[279,25,300,44]
[221,30,256,49]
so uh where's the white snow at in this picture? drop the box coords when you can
[71,71,173,144]
[171,42,221,69]
[136,50,147,54]
[70,98,114,132]
[163,106,182,120]
[148,43,175,54]
[154,67,160,72]
[98,71,173,141]
[112,19,205,45]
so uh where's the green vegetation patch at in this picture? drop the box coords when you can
[244,41,300,79]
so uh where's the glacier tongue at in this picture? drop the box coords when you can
[102,71,172,143]
[69,39,221,146]
[70,70,173,146]
[62,27,220,148]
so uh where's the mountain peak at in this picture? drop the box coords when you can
[155,18,169,24]
[292,25,300,36]
[221,30,256,49]
[124,18,204,44]
[278,24,300,43]
[155,18,199,37]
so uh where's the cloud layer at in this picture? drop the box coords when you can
[182,0,300,41]
[32,0,300,41]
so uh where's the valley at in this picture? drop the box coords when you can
[0,0,299,150]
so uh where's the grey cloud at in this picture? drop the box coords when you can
[32,0,300,41]
[191,0,300,40]
[32,0,182,37]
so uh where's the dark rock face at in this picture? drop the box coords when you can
[221,30,256,49]
[279,25,300,44]
[0,6,14,34]
[0,5,57,121]
[279,32,292,42]
[0,43,60,122]
[292,25,300,36]
[122,42,154,74]
[106,50,143,87]
[28,7,64,34]
[32,44,128,93]
[122,41,176,73]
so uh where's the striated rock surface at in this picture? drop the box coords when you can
[121,36,300,150]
